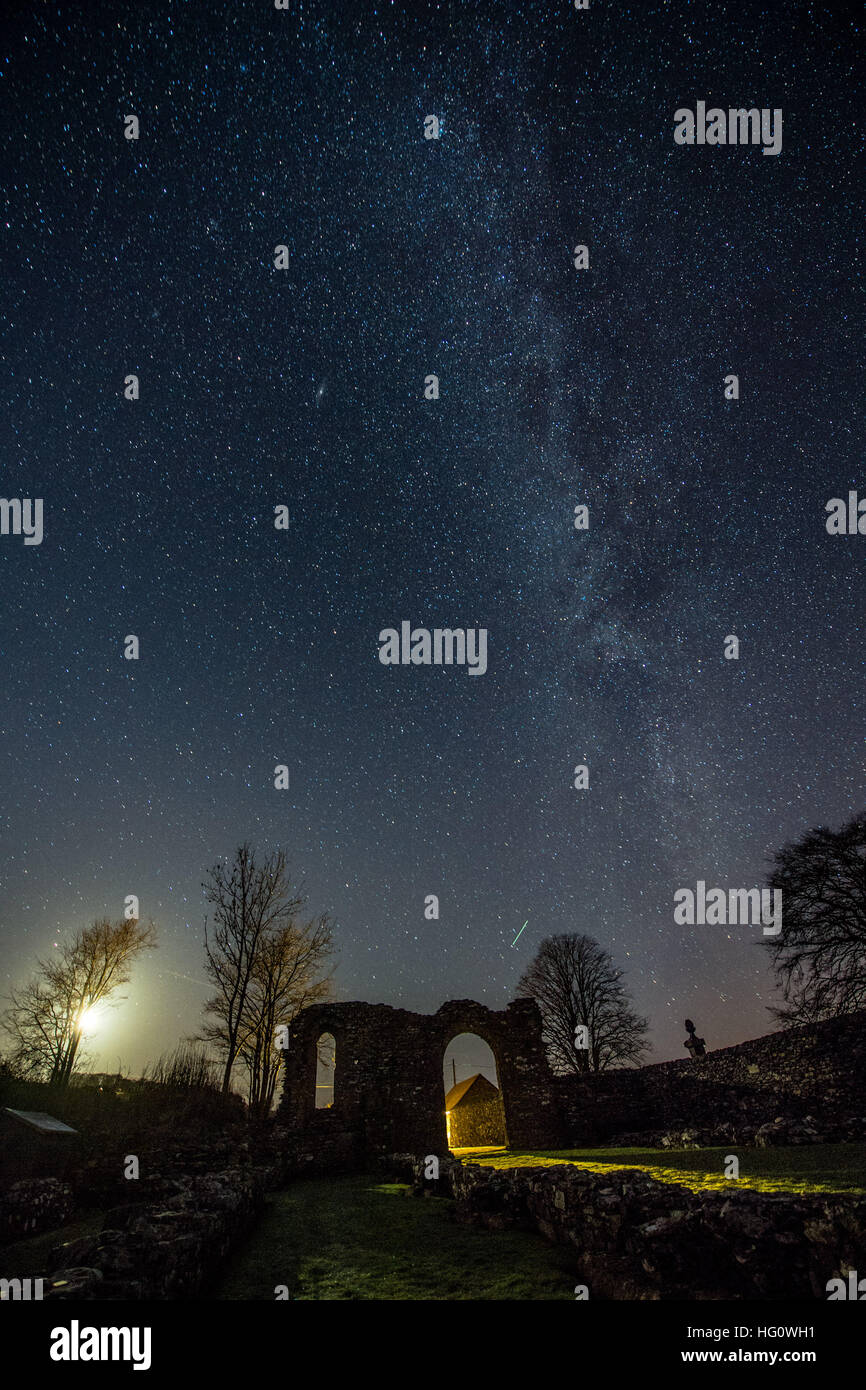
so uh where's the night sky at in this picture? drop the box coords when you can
[1,0,862,1080]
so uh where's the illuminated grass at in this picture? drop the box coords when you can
[464,1144,866,1196]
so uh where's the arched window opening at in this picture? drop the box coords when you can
[315,1032,336,1109]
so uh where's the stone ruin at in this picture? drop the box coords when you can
[279,999,866,1169]
[278,997,563,1167]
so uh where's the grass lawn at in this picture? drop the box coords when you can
[214,1175,579,1300]
[462,1143,866,1195]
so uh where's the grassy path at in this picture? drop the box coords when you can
[0,1209,105,1278]
[214,1176,579,1300]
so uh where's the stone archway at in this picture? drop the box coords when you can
[431,999,559,1152]
[443,1030,508,1150]
[279,996,563,1168]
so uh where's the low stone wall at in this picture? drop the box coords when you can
[36,1126,370,1298]
[0,1178,74,1243]
[1,1127,297,1300]
[65,1129,279,1208]
[43,1169,265,1299]
[558,1011,866,1146]
[270,1121,364,1177]
[406,1155,866,1300]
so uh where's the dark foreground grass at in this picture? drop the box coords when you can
[215,1176,579,1300]
[0,1209,105,1277]
[467,1143,866,1195]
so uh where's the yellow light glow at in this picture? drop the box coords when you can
[77,1005,104,1036]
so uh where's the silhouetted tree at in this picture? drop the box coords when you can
[2,918,156,1087]
[516,933,649,1073]
[199,844,334,1100]
[764,814,866,1025]
[237,914,334,1117]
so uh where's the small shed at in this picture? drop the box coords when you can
[444,1073,506,1148]
[0,1108,80,1182]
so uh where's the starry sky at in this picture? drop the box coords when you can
[1,0,863,1079]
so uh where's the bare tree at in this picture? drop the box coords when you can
[199,844,312,1094]
[237,914,334,1116]
[764,813,866,1025]
[145,1043,219,1091]
[516,933,649,1073]
[2,918,156,1088]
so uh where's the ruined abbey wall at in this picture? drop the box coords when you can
[556,1010,866,1145]
[278,997,563,1165]
[279,999,866,1166]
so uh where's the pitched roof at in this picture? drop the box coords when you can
[3,1108,78,1135]
[444,1073,499,1109]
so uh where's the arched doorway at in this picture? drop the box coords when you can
[442,1031,507,1151]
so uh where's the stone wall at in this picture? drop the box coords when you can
[557,1010,866,1146]
[279,998,562,1165]
[0,1178,74,1243]
[43,1169,265,1299]
[406,1155,866,1300]
[0,1127,296,1300]
[278,1002,866,1164]
[449,1090,506,1148]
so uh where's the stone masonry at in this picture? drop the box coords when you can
[278,997,563,1164]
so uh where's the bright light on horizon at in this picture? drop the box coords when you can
[77,1005,105,1036]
